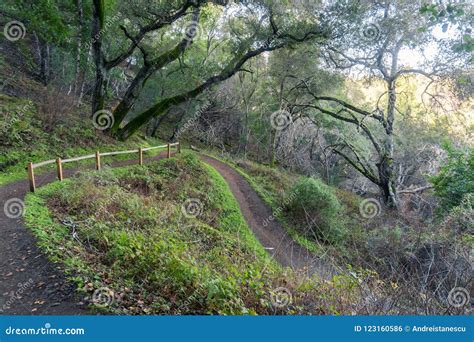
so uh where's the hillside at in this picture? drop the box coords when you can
[12,151,363,315]
[0,95,471,314]
[0,0,472,322]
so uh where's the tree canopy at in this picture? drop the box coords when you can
[1,0,472,207]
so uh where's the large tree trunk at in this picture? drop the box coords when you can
[117,96,184,140]
[34,32,50,85]
[110,64,152,132]
[381,81,399,208]
[73,0,84,99]
[91,0,106,115]
[110,10,200,134]
[377,157,398,207]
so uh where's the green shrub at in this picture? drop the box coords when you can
[443,193,474,234]
[431,143,474,213]
[287,177,347,244]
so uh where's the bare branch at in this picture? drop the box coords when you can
[397,185,433,194]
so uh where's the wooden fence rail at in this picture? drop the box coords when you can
[27,142,180,192]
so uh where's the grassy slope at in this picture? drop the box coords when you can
[2,69,357,314]
[24,153,275,314]
[24,152,363,315]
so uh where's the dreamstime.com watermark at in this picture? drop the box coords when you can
[0,99,34,116]
[262,189,299,227]
[88,287,115,308]
[270,287,293,308]
[5,323,85,336]
[359,23,380,42]
[92,109,114,130]
[0,278,34,312]
[0,100,34,134]
[84,14,122,50]
[174,99,212,140]
[447,287,470,308]
[184,19,203,42]
[270,109,292,131]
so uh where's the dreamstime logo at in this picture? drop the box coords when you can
[4,21,26,42]
[359,198,381,218]
[359,23,380,42]
[92,110,114,130]
[181,198,204,218]
[270,110,291,130]
[447,287,470,308]
[92,287,115,307]
[270,287,292,308]
[4,198,25,219]
[184,20,203,42]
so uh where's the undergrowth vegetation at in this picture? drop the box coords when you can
[431,142,474,214]
[219,156,351,253]
[0,93,164,186]
[218,154,473,314]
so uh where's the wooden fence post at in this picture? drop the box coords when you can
[56,158,63,181]
[139,148,143,165]
[167,143,171,158]
[27,162,36,192]
[95,151,101,170]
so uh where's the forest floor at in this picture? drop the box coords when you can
[0,151,333,314]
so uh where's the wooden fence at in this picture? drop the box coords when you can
[27,142,181,192]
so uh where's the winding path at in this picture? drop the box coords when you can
[0,152,333,315]
[201,156,334,278]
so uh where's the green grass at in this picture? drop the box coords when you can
[202,162,272,263]
[0,141,169,186]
